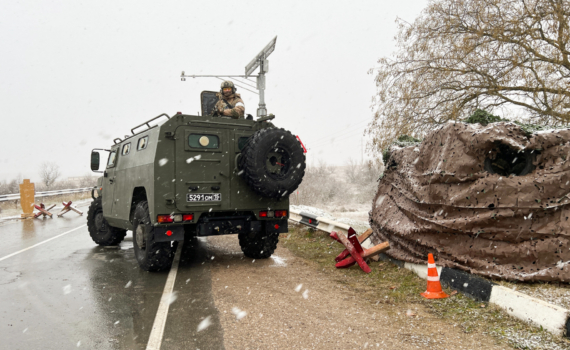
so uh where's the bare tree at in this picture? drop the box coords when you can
[39,162,61,190]
[367,0,570,155]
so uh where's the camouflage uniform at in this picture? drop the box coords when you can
[215,92,245,119]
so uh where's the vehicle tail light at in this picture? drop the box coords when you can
[173,214,182,222]
[259,211,268,217]
[274,210,287,218]
[183,214,194,221]
[157,215,174,223]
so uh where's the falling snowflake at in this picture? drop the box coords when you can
[302,289,309,299]
[159,158,168,166]
[77,341,81,347]
[197,316,212,332]
[63,285,72,295]
[167,291,178,305]
[186,155,202,164]
[295,284,303,292]
[114,321,120,325]
[124,281,132,288]
[232,307,247,320]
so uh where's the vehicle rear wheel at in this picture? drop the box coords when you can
[238,228,279,259]
[132,201,174,272]
[87,197,126,246]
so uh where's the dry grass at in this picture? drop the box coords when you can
[281,225,570,350]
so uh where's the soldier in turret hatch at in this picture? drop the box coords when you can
[214,80,245,119]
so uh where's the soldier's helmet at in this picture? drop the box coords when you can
[220,80,236,94]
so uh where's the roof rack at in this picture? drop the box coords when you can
[131,113,170,135]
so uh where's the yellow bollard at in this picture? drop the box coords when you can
[19,179,35,219]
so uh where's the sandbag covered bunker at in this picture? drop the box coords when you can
[370,122,570,282]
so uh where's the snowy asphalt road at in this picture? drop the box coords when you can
[0,215,224,350]
[0,212,513,350]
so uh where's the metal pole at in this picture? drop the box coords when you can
[256,60,267,118]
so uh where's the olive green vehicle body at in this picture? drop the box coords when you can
[95,113,288,240]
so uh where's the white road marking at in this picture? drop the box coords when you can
[0,224,86,262]
[146,242,183,350]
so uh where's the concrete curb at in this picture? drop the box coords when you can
[378,253,570,337]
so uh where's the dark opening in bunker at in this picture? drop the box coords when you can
[484,143,536,176]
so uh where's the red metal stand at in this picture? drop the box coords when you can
[57,201,84,217]
[34,203,55,218]
[330,227,390,273]
[330,228,371,273]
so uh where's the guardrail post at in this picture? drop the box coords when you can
[19,179,35,219]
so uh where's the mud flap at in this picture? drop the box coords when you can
[154,225,185,242]
[265,219,288,234]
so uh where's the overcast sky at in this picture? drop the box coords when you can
[0,0,427,183]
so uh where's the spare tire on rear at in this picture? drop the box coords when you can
[240,128,306,198]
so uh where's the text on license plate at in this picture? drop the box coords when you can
[187,193,221,202]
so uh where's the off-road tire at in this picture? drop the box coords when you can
[240,128,306,198]
[87,197,127,246]
[132,201,174,272]
[238,229,279,259]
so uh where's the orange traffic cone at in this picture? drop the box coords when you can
[420,253,449,299]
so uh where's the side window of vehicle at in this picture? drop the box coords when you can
[122,143,131,156]
[188,134,220,149]
[137,136,149,151]
[107,151,117,168]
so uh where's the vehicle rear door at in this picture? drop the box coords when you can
[175,126,231,212]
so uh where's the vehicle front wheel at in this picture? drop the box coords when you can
[132,201,174,272]
[87,197,126,246]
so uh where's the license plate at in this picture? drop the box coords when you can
[187,193,221,202]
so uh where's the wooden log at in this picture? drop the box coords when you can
[69,206,83,215]
[335,242,390,268]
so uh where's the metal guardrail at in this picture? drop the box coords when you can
[0,187,93,202]
[288,208,375,249]
[289,208,351,236]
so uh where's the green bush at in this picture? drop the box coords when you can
[463,109,508,125]
[382,134,422,166]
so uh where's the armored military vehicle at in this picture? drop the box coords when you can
[87,93,306,271]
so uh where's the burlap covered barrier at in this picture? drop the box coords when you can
[370,122,570,281]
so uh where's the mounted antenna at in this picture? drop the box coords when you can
[180,36,277,118]
[245,36,277,118]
